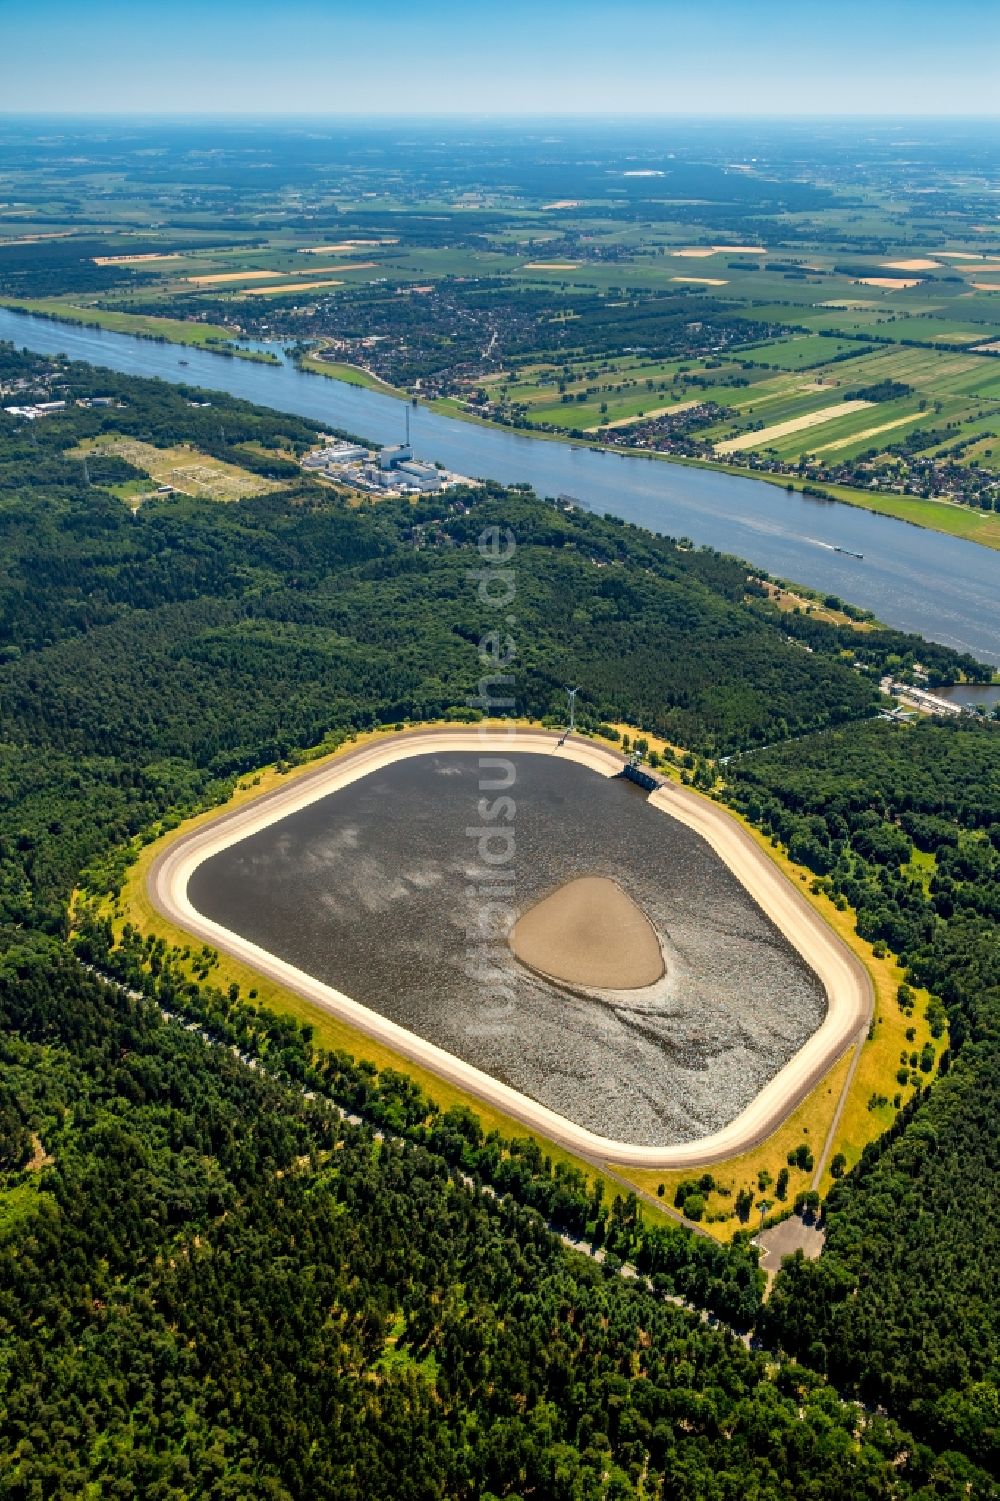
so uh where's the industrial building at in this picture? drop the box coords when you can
[378,443,412,470]
[301,435,469,496]
[3,399,66,420]
[302,440,371,471]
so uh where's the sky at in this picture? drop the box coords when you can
[0,0,998,116]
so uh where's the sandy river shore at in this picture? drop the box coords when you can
[149,728,872,1169]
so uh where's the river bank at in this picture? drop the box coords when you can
[312,359,998,553]
[423,389,1000,552]
[7,297,994,547]
[0,296,280,363]
[2,303,997,662]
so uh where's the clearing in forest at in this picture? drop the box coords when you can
[69,436,286,503]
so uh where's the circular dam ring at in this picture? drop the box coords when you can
[148,726,873,1170]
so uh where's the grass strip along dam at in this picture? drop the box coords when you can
[150,729,872,1168]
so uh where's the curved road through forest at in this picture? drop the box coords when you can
[148,728,873,1169]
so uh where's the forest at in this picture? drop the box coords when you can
[0,238,157,299]
[1,935,993,1499]
[0,344,997,1494]
[725,721,1000,1468]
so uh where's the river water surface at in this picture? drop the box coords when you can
[2,306,998,663]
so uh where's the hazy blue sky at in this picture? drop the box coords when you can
[1,0,998,115]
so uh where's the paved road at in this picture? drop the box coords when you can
[148,727,873,1171]
[812,1025,869,1189]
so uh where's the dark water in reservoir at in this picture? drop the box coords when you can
[188,753,825,1146]
[2,306,998,664]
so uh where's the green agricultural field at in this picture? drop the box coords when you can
[736,334,863,369]
[869,314,998,344]
[3,129,998,551]
[961,436,1000,470]
[761,397,924,462]
[298,353,406,396]
[816,481,1000,548]
[952,291,1000,322]
[471,351,757,430]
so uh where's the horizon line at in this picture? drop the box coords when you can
[3,109,1000,122]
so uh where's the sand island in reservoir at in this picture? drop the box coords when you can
[509,876,664,990]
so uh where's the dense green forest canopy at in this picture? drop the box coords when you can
[1,936,993,1499]
[0,346,997,1493]
[725,722,1000,1468]
[0,238,157,299]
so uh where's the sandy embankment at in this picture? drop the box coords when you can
[149,728,872,1169]
[509,875,664,989]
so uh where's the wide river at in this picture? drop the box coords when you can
[3,307,998,662]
